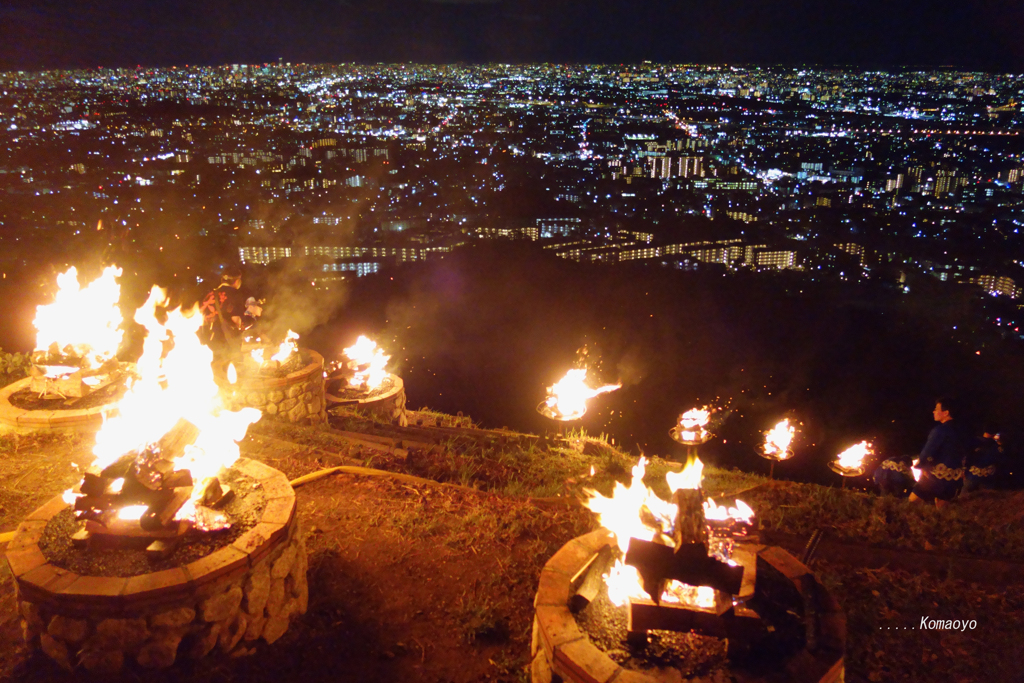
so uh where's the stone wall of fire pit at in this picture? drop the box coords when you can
[326,373,408,427]
[531,529,845,683]
[4,459,306,673]
[0,377,120,434]
[223,350,327,427]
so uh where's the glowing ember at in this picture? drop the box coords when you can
[835,441,873,471]
[541,368,620,421]
[250,348,265,365]
[662,582,717,609]
[911,458,922,482]
[343,335,390,390]
[271,330,300,363]
[763,418,796,460]
[227,363,238,385]
[117,505,148,521]
[34,265,124,368]
[585,457,753,609]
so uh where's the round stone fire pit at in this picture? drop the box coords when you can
[222,350,327,426]
[531,529,844,683]
[4,458,306,673]
[0,376,125,434]
[325,373,408,427]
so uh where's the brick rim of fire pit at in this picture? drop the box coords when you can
[5,457,296,618]
[531,529,845,683]
[0,377,121,434]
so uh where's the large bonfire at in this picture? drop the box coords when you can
[33,265,124,369]
[585,457,753,609]
[66,287,262,535]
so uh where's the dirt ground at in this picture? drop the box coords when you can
[0,429,591,683]
[6,424,1024,683]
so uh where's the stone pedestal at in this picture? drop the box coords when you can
[223,350,327,426]
[531,529,845,683]
[5,459,306,672]
[0,377,121,435]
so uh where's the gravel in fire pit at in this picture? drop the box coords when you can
[239,351,309,379]
[38,467,266,577]
[577,584,733,682]
[9,380,130,411]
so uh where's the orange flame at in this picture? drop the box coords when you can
[344,336,390,390]
[270,330,300,363]
[836,441,873,470]
[676,406,712,442]
[34,265,123,368]
[763,418,796,460]
[89,287,261,515]
[585,457,752,608]
[543,369,620,420]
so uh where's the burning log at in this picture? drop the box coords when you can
[162,470,194,489]
[80,466,111,497]
[569,544,615,613]
[145,538,180,561]
[199,478,233,508]
[71,529,91,549]
[157,418,202,462]
[628,596,764,642]
[625,539,744,604]
[100,454,136,480]
[672,488,708,548]
[140,486,193,532]
[86,519,191,548]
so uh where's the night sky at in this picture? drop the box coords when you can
[2,0,1023,72]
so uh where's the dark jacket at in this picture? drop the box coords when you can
[919,421,967,475]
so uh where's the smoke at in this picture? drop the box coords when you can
[256,258,350,343]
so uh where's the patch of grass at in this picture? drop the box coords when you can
[742,480,1024,560]
[815,560,1024,682]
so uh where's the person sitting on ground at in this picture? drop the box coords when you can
[873,454,915,496]
[963,424,1003,494]
[909,397,967,508]
[199,267,249,377]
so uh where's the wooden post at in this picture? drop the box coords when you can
[672,488,708,548]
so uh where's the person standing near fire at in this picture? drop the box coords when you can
[909,397,967,508]
[963,425,1004,494]
[199,267,258,377]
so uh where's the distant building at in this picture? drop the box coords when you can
[756,250,799,270]
[971,275,1020,298]
[536,218,582,238]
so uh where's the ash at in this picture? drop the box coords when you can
[576,583,733,682]
[38,468,267,577]
[10,381,129,411]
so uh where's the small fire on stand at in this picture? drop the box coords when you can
[670,406,714,445]
[537,368,620,421]
[29,266,126,398]
[830,441,873,479]
[762,418,796,461]
[584,457,754,613]
[64,287,262,556]
[342,335,390,391]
